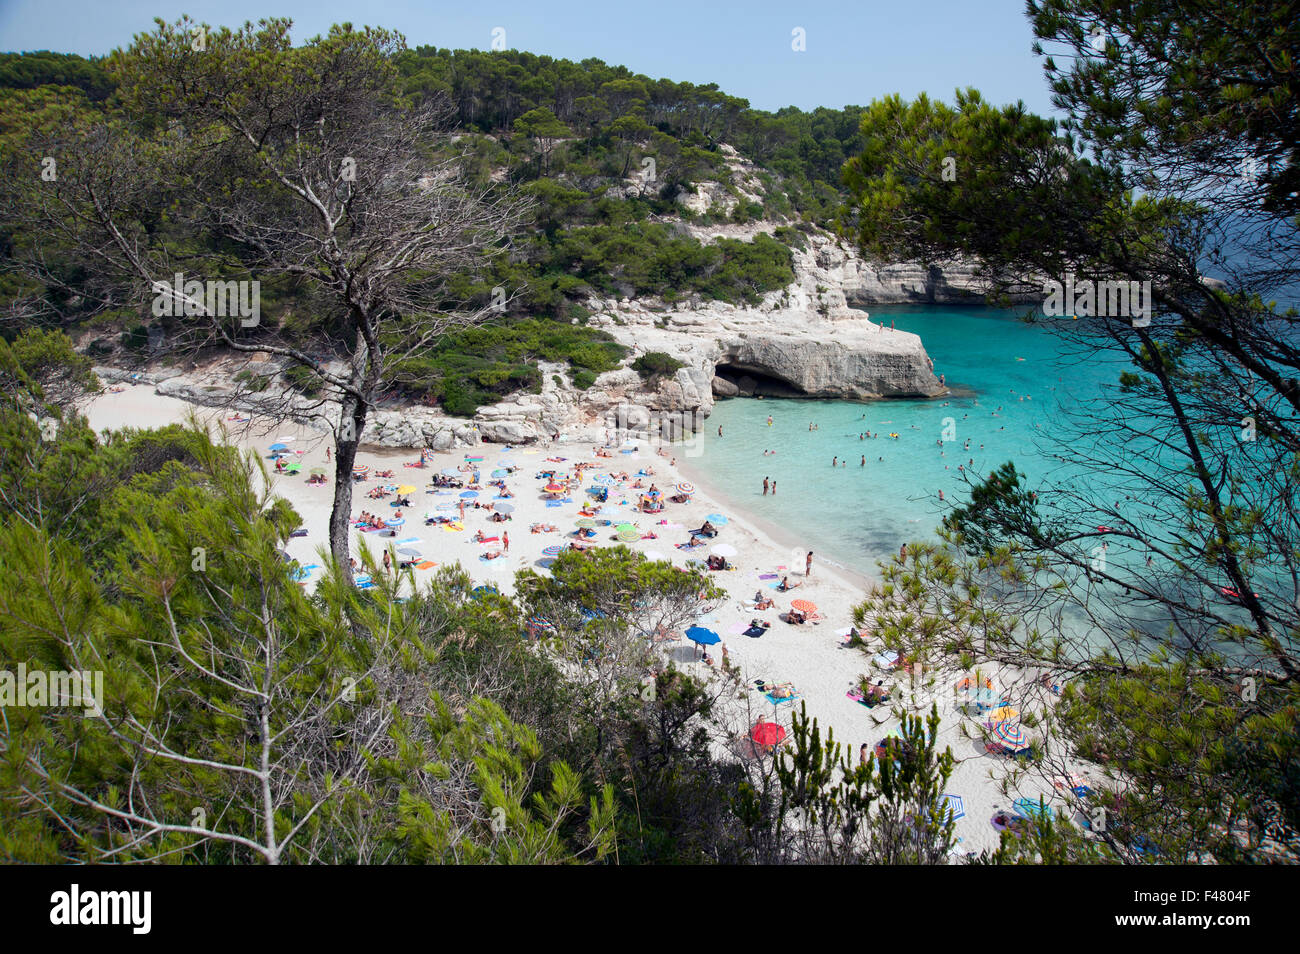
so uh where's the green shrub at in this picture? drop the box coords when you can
[571,369,597,390]
[282,364,320,398]
[631,351,685,380]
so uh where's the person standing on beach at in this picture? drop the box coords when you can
[763,476,769,496]
[900,543,907,561]
[382,549,391,574]
[503,531,509,553]
[326,446,331,462]
[806,551,813,577]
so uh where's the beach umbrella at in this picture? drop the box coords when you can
[397,548,421,561]
[987,705,1020,722]
[575,518,597,529]
[459,490,478,498]
[284,462,301,473]
[470,584,499,600]
[441,467,459,477]
[353,465,370,475]
[491,469,509,478]
[396,484,416,495]
[685,626,720,646]
[710,543,738,558]
[706,513,729,525]
[269,442,289,451]
[675,481,695,496]
[938,794,966,822]
[750,722,786,747]
[544,482,564,494]
[615,522,638,533]
[494,502,515,514]
[542,545,566,557]
[990,722,1031,753]
[309,467,326,477]
[1013,797,1054,820]
[593,474,613,485]
[384,516,405,529]
[617,529,641,542]
[526,615,554,635]
[790,598,817,614]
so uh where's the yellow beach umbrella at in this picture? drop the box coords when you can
[396,485,416,495]
[987,705,1020,722]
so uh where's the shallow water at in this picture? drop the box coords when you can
[689,306,1130,575]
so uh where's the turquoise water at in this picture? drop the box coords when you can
[688,306,1132,576]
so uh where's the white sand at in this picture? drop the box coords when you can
[83,383,1085,856]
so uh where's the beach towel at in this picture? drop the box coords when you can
[758,573,778,580]
[765,691,800,706]
[744,625,767,638]
[415,560,437,570]
[476,536,500,544]
[726,622,748,635]
[546,501,562,508]
[442,521,464,532]
[290,529,308,538]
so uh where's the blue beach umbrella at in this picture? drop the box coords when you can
[491,469,509,478]
[269,442,289,451]
[685,626,721,646]
[706,513,729,525]
[459,490,478,498]
[470,584,500,600]
[938,794,966,822]
[384,516,405,529]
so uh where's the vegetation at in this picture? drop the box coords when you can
[631,351,686,381]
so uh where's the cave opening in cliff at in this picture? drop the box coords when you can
[713,363,807,398]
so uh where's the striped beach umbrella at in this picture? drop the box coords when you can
[617,529,641,542]
[353,464,370,475]
[542,545,566,557]
[939,793,966,822]
[544,482,564,494]
[1013,797,1054,820]
[675,481,695,496]
[990,722,1031,753]
[384,516,405,529]
[575,518,597,529]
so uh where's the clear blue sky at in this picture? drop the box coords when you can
[0,0,1058,116]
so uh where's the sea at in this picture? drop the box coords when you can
[685,305,1139,577]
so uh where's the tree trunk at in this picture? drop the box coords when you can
[329,395,368,579]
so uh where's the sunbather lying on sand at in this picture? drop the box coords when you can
[777,576,801,591]
[530,523,557,533]
[753,592,775,610]
[784,609,807,625]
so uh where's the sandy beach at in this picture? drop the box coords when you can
[83,382,1070,855]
